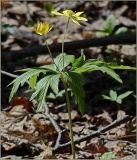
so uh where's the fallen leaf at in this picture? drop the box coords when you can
[59,110,79,121]
[84,139,108,154]
[11,96,34,113]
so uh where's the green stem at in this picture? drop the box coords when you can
[44,40,59,71]
[62,17,70,71]
[62,76,76,159]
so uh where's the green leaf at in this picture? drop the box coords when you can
[30,74,60,112]
[49,74,60,94]
[75,63,122,83]
[47,92,56,99]
[47,88,70,99]
[116,98,122,104]
[54,54,75,71]
[40,64,58,73]
[96,65,122,83]
[73,59,123,83]
[9,69,46,102]
[96,30,109,37]
[44,2,55,14]
[115,27,128,35]
[66,72,85,114]
[109,90,117,101]
[36,81,49,112]
[57,88,70,97]
[29,75,38,89]
[117,91,133,101]
[100,152,115,160]
[110,65,136,70]
[102,95,112,101]
[104,15,116,34]
[72,54,85,68]
[30,75,51,112]
[132,129,137,133]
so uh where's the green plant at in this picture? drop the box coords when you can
[96,14,128,37]
[102,90,133,105]
[9,10,135,159]
[43,2,58,16]
[47,89,70,99]
[100,152,115,160]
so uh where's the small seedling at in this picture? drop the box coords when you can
[96,14,128,36]
[100,151,115,160]
[44,2,59,16]
[9,10,135,159]
[102,90,133,109]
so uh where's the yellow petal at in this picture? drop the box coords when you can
[43,23,49,33]
[33,22,53,35]
[34,29,43,35]
[39,22,44,32]
[52,11,63,16]
[75,12,84,16]
[48,25,53,32]
[72,18,81,25]
[77,16,87,21]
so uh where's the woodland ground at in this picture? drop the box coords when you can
[1,1,136,159]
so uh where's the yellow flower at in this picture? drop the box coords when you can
[52,9,87,25]
[33,22,53,35]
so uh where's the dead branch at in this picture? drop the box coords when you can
[1,70,18,78]
[43,103,63,150]
[53,115,131,150]
[2,32,135,63]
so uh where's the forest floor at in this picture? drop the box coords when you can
[1,1,136,159]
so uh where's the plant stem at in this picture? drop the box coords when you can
[62,77,76,159]
[44,40,59,71]
[62,17,70,71]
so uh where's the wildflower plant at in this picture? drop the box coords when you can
[96,14,128,37]
[102,90,133,110]
[9,10,135,159]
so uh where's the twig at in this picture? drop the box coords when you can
[1,70,18,78]
[56,103,66,109]
[54,115,131,150]
[43,102,63,150]
[2,32,135,63]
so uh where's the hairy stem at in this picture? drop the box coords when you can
[61,76,76,159]
[62,17,70,71]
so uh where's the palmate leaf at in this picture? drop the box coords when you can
[54,54,75,71]
[74,63,122,83]
[65,71,85,114]
[73,59,136,83]
[30,74,60,112]
[102,90,133,104]
[9,68,46,102]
